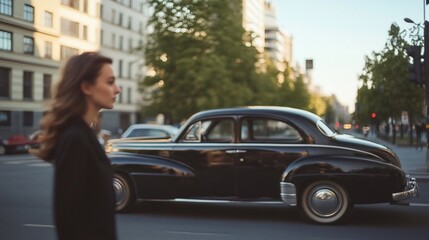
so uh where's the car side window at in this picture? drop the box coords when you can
[127,129,150,138]
[203,119,234,143]
[241,118,302,143]
[181,119,234,143]
[182,121,202,142]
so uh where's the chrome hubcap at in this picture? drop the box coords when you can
[309,187,341,217]
[113,178,126,205]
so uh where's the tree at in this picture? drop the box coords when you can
[143,0,270,122]
[143,0,322,123]
[355,23,424,143]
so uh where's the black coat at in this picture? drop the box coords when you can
[53,118,117,240]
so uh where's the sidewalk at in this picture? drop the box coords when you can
[352,133,429,177]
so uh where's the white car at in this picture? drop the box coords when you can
[121,124,179,139]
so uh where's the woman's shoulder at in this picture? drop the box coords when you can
[59,118,92,141]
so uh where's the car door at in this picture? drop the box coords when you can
[235,116,308,199]
[171,118,237,197]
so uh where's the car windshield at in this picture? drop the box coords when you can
[316,119,336,138]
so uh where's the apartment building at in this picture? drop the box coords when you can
[242,0,265,53]
[0,0,148,139]
[264,1,293,71]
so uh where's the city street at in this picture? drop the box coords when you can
[1,142,429,240]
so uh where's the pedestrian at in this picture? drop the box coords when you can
[35,52,121,240]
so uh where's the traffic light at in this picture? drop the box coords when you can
[406,45,423,84]
[371,112,376,119]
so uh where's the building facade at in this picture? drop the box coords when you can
[0,0,148,139]
[264,1,293,71]
[242,0,265,53]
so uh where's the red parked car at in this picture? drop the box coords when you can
[0,135,31,154]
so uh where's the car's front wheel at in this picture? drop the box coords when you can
[299,180,351,224]
[113,173,136,212]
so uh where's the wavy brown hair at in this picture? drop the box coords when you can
[37,52,113,162]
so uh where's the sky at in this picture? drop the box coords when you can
[269,0,424,113]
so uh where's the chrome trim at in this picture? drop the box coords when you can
[392,177,419,202]
[280,182,297,206]
[111,142,379,155]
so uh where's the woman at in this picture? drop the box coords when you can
[37,52,121,240]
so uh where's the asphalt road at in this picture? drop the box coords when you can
[1,154,428,240]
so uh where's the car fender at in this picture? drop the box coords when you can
[109,152,195,177]
[281,155,406,203]
[108,152,195,199]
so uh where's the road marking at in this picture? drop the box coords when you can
[0,155,37,161]
[3,159,37,164]
[23,224,54,228]
[165,230,229,237]
[410,203,429,207]
[414,175,429,180]
[27,162,52,167]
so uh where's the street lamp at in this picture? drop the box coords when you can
[404,18,416,24]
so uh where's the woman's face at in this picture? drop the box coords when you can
[84,63,121,110]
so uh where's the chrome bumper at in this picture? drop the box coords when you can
[392,177,419,202]
[280,182,297,206]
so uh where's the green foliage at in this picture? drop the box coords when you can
[142,0,320,122]
[355,23,424,125]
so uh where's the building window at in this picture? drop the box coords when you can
[100,29,104,45]
[128,61,133,78]
[60,45,79,60]
[128,16,132,29]
[0,0,12,16]
[112,33,116,48]
[23,71,33,100]
[119,36,123,50]
[83,0,88,13]
[0,30,12,51]
[128,38,132,51]
[0,111,11,126]
[23,4,34,22]
[43,74,52,99]
[99,4,103,18]
[82,25,88,40]
[0,67,10,98]
[127,87,131,104]
[118,86,123,103]
[118,60,123,78]
[140,2,144,13]
[111,9,116,24]
[23,72,33,99]
[23,111,33,127]
[23,36,34,55]
[61,18,79,38]
[44,11,53,28]
[61,0,79,10]
[44,41,52,59]
[118,12,123,26]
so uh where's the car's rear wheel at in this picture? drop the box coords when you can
[0,145,5,155]
[299,180,351,224]
[113,173,136,212]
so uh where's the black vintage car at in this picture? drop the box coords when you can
[106,106,418,224]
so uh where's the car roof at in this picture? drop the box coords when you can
[187,106,321,122]
[127,124,178,129]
